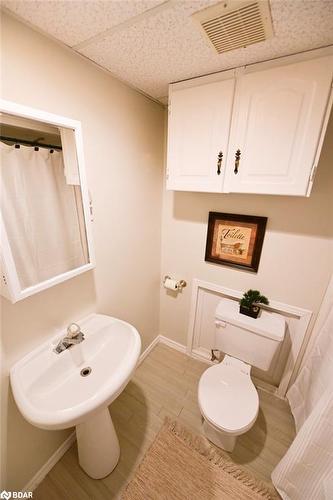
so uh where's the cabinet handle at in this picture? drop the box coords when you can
[234,149,241,174]
[217,151,223,175]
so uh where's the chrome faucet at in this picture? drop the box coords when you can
[53,323,85,354]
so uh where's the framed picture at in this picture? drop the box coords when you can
[205,212,267,272]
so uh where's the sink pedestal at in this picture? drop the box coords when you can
[76,407,120,479]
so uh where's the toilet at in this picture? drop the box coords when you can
[198,298,285,452]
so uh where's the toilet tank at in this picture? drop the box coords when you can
[214,298,285,371]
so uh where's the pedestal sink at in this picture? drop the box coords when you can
[10,314,141,479]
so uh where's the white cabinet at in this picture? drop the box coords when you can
[224,57,333,196]
[166,72,235,192]
[166,52,333,196]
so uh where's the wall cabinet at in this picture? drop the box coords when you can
[166,72,235,192]
[166,52,333,196]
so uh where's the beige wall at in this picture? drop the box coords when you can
[159,114,333,347]
[0,13,164,490]
[1,10,333,495]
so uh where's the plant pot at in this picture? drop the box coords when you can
[239,304,260,319]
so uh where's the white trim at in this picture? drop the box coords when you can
[171,45,333,89]
[191,347,213,363]
[170,68,236,92]
[138,335,160,365]
[22,432,76,492]
[0,99,80,129]
[277,312,312,396]
[158,335,187,353]
[0,99,95,303]
[306,86,333,196]
[187,279,312,398]
[298,274,333,371]
[138,334,187,366]
[244,45,333,73]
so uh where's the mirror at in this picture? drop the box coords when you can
[0,99,95,303]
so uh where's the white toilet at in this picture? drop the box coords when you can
[198,298,285,452]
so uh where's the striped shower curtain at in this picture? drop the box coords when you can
[272,281,333,499]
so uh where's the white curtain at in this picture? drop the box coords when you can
[272,291,333,499]
[0,142,87,289]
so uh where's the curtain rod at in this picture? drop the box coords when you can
[0,135,62,151]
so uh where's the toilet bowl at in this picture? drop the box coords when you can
[198,355,259,451]
[198,297,285,452]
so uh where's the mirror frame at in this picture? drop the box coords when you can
[0,99,95,303]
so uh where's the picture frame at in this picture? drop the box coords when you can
[205,212,267,272]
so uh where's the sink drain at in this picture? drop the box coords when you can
[80,366,92,377]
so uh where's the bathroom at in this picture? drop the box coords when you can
[0,1,332,499]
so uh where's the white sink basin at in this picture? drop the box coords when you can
[10,313,141,479]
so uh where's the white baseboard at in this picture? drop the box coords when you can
[190,347,213,364]
[158,335,187,354]
[22,431,76,492]
[138,334,187,365]
[138,335,160,365]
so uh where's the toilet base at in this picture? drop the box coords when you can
[203,419,236,452]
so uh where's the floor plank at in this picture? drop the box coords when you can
[34,343,295,499]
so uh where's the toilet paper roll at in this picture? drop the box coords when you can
[164,278,179,291]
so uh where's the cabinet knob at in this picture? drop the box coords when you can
[217,151,223,175]
[234,149,241,174]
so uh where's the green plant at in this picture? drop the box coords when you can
[240,289,269,309]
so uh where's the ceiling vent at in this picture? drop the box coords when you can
[193,0,274,54]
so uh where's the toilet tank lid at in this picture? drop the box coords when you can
[215,298,285,341]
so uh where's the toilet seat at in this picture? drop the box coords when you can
[198,356,259,435]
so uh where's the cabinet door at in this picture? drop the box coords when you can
[223,56,333,196]
[167,77,235,192]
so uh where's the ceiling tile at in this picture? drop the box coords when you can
[1,0,166,46]
[78,0,223,97]
[3,0,333,102]
[79,0,333,100]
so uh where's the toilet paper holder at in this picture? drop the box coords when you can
[163,275,187,291]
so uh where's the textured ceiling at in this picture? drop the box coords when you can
[3,0,333,103]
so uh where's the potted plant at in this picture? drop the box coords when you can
[239,289,269,319]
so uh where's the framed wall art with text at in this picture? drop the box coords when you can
[205,212,267,272]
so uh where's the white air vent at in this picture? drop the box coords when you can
[193,0,273,54]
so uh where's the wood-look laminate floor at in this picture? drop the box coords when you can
[34,343,295,499]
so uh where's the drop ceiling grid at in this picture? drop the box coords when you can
[79,0,333,100]
[80,0,220,99]
[1,0,167,46]
[2,0,333,102]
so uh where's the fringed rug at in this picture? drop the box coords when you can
[122,419,280,500]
